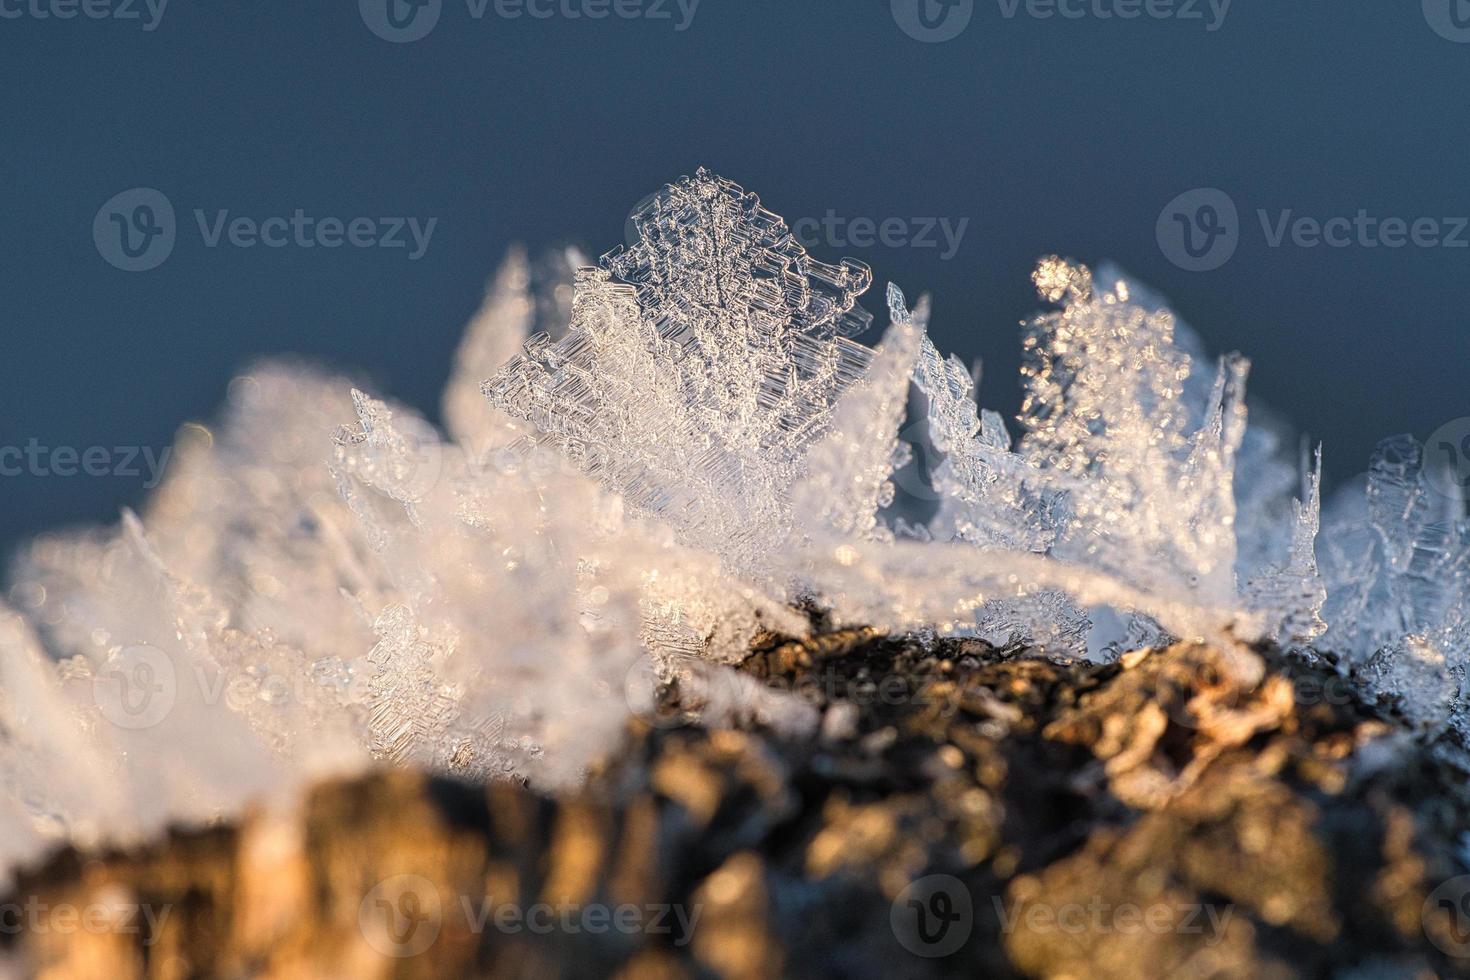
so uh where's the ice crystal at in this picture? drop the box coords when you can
[0,169,1463,878]
[913,331,1056,555]
[484,168,875,579]
[792,283,925,544]
[442,245,583,455]
[1241,448,1328,651]
[1319,435,1469,724]
[1018,258,1246,607]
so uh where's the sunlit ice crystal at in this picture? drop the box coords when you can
[330,387,651,788]
[913,325,1057,555]
[333,377,805,780]
[1091,262,1308,589]
[1018,257,1247,607]
[484,168,876,581]
[792,283,927,545]
[895,257,1289,657]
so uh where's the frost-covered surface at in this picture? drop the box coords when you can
[1,169,1466,878]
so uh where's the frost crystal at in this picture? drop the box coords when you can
[792,283,925,543]
[443,245,583,454]
[0,169,1464,878]
[1241,448,1327,651]
[1320,435,1469,725]
[1018,258,1246,606]
[913,331,1056,554]
[485,168,875,578]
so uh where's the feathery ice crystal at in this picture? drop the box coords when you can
[1,168,1466,877]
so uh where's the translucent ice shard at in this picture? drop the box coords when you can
[903,258,1273,654]
[1092,262,1305,588]
[484,168,876,578]
[443,245,584,455]
[1241,448,1327,651]
[1320,435,1469,724]
[913,332,1057,554]
[1321,438,1468,654]
[793,283,926,543]
[331,390,650,787]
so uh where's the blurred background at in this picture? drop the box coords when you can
[3,0,1467,559]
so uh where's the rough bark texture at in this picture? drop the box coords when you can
[6,633,1470,978]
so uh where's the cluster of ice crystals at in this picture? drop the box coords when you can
[914,328,1056,555]
[894,258,1323,656]
[484,168,875,579]
[0,169,1464,878]
[1018,258,1246,606]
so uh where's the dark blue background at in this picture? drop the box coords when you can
[3,1,1468,561]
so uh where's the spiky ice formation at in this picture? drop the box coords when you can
[0,170,1463,881]
[1319,435,1470,728]
[484,168,876,579]
[791,283,926,544]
